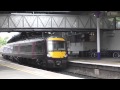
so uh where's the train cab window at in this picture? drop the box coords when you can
[47,41,66,51]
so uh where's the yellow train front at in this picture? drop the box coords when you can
[46,37,68,69]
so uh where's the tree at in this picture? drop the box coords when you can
[0,37,9,47]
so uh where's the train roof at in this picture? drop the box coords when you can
[6,38,44,46]
[5,36,65,46]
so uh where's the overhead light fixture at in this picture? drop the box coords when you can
[11,11,71,15]
[11,13,33,15]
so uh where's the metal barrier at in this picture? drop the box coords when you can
[113,52,120,58]
[70,49,120,58]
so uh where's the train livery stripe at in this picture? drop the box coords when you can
[32,42,36,59]
[47,38,65,41]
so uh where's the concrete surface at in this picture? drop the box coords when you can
[68,58,120,79]
[69,58,120,67]
[0,59,81,79]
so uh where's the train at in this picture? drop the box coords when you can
[1,36,68,69]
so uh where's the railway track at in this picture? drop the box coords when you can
[60,71,99,79]
[52,69,99,79]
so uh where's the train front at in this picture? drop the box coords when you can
[46,37,68,68]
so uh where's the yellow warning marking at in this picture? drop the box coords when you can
[0,63,49,79]
[49,51,66,58]
[48,38,65,41]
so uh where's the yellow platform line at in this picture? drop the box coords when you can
[0,60,80,79]
[0,63,49,79]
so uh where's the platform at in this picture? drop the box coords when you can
[69,58,120,67]
[67,58,120,79]
[0,60,81,79]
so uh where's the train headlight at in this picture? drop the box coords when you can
[47,53,51,57]
[56,61,61,65]
[64,54,68,58]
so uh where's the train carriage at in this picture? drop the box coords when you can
[2,36,68,69]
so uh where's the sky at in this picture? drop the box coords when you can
[0,32,20,41]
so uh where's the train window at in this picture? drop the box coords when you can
[35,42,44,53]
[25,45,32,52]
[13,46,18,52]
[20,45,32,52]
[20,46,26,52]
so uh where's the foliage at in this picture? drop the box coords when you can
[0,37,9,47]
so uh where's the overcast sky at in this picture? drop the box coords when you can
[0,32,20,40]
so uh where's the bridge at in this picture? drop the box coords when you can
[0,12,115,32]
